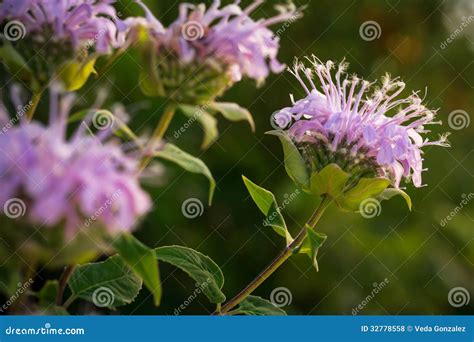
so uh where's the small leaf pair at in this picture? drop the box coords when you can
[242,176,326,271]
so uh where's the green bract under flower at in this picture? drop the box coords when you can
[268,130,412,214]
[139,48,232,104]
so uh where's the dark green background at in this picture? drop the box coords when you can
[113,0,474,315]
[6,0,474,315]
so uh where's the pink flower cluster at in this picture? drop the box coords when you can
[0,0,123,53]
[0,88,151,237]
[273,57,450,188]
[133,0,301,83]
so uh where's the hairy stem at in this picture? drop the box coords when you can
[139,103,176,172]
[218,196,331,315]
[56,265,76,306]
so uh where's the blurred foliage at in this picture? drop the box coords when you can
[1,0,473,315]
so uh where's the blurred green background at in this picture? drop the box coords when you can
[115,0,473,315]
[8,0,474,315]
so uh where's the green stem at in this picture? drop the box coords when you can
[62,295,76,310]
[56,265,76,306]
[139,103,176,172]
[218,196,331,315]
[26,92,42,121]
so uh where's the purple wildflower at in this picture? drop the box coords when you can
[0,0,122,54]
[273,57,449,188]
[135,0,302,84]
[0,87,151,237]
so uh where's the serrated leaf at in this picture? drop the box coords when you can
[155,245,226,304]
[378,188,412,210]
[266,130,309,189]
[300,230,327,271]
[208,102,255,131]
[242,176,293,244]
[154,143,215,205]
[230,295,287,316]
[339,178,391,211]
[68,255,142,308]
[113,233,162,306]
[309,163,349,198]
[179,104,218,149]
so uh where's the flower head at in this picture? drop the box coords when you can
[132,0,302,103]
[0,87,151,237]
[273,57,449,188]
[0,0,125,90]
[0,0,121,54]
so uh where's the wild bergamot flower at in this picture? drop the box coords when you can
[132,0,302,104]
[0,0,125,91]
[0,87,151,238]
[270,57,449,210]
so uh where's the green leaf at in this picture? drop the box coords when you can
[378,188,412,210]
[339,178,391,211]
[57,57,96,91]
[309,163,349,198]
[231,296,287,316]
[0,259,22,298]
[300,230,327,271]
[179,104,218,149]
[266,130,309,189]
[68,255,142,308]
[0,43,37,90]
[154,143,216,205]
[113,233,162,306]
[154,245,226,304]
[208,102,255,131]
[242,176,292,244]
[37,280,59,306]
